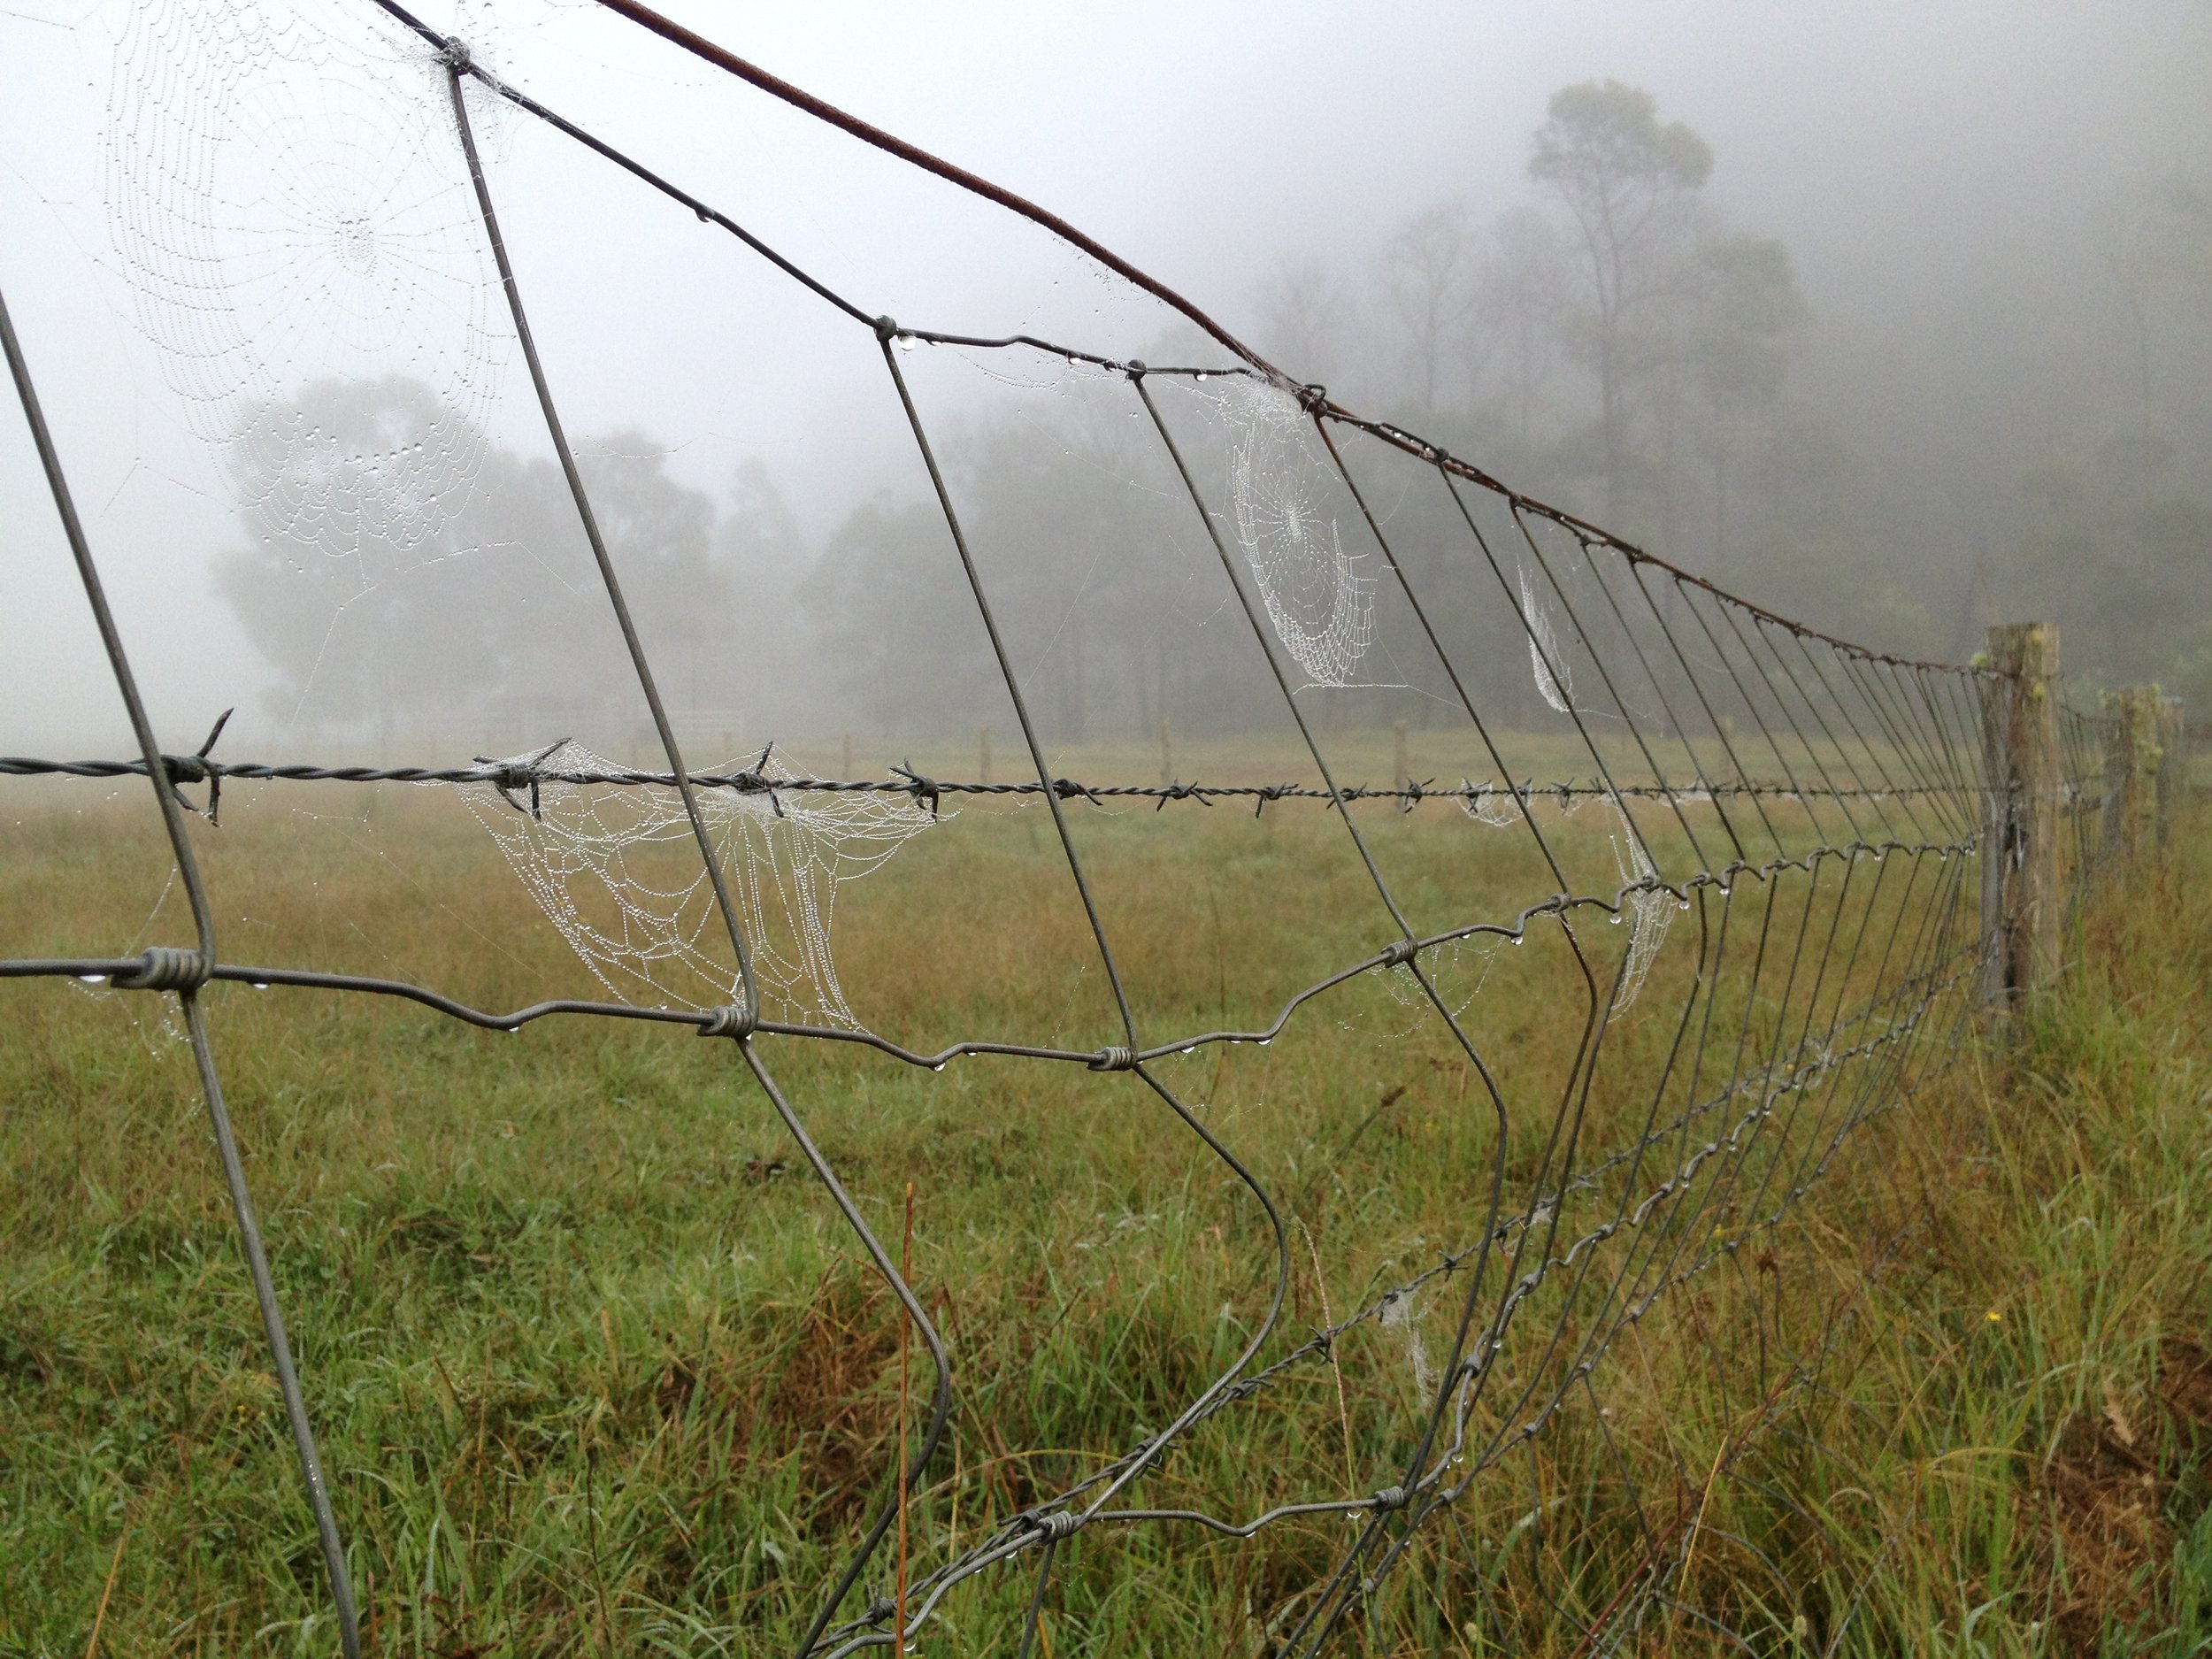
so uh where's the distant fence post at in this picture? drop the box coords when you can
[2156,696,2184,845]
[2101,686,2163,863]
[1980,623,2062,1018]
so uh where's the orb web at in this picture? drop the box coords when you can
[1211,380,1374,687]
[463,742,934,1028]
[103,0,505,564]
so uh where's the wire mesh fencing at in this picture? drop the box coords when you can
[0,3,2147,1653]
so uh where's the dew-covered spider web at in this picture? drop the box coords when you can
[1519,558,1574,712]
[103,0,506,565]
[1216,378,1376,687]
[463,741,933,1026]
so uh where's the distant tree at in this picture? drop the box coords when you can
[802,498,1010,735]
[1479,207,1571,443]
[215,378,741,736]
[1691,234,1807,559]
[1252,256,1350,389]
[572,434,735,710]
[214,377,517,726]
[1529,80,1713,520]
[1382,202,1479,412]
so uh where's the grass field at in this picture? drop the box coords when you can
[1,769,2206,1655]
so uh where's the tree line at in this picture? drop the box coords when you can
[219,82,2212,743]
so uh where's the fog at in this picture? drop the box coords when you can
[4,0,2208,761]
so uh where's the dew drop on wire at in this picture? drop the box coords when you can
[77,974,105,985]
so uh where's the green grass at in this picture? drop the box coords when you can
[0,777,2205,1656]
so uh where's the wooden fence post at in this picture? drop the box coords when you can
[1980,623,2062,1018]
[2156,696,2184,846]
[2101,686,2162,863]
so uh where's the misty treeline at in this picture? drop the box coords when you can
[1248,81,2212,707]
[220,81,2212,749]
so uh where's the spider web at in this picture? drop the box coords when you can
[463,741,934,1027]
[1213,380,1375,687]
[1518,561,1573,712]
[102,0,505,564]
[1607,797,1673,1013]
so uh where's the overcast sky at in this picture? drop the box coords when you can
[4,0,2208,749]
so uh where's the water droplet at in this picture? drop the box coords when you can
[1512,935,1524,946]
[77,973,106,985]
[933,1062,946,1071]
[1194,371,1208,381]
[1609,912,1622,925]
[897,334,918,351]
[1182,1046,1195,1056]
[250,981,270,991]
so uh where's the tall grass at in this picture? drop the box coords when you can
[0,785,2203,1655]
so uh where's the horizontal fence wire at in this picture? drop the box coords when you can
[0,4,2137,1654]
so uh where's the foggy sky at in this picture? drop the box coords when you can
[4,0,2208,751]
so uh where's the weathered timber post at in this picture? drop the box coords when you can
[2101,686,2162,863]
[2156,696,2184,845]
[1980,623,2062,1017]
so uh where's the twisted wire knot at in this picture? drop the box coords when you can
[112,946,211,993]
[892,763,941,818]
[697,1004,757,1041]
[1033,1509,1082,1540]
[1371,1485,1409,1512]
[1379,938,1418,968]
[1090,1045,1136,1071]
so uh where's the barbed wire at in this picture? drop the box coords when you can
[0,5,2137,1655]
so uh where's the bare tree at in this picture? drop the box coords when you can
[1691,234,1806,559]
[1252,256,1349,389]
[1479,207,1571,442]
[1382,202,1479,411]
[1529,80,1713,518]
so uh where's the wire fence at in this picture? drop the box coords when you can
[0,4,2152,1654]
